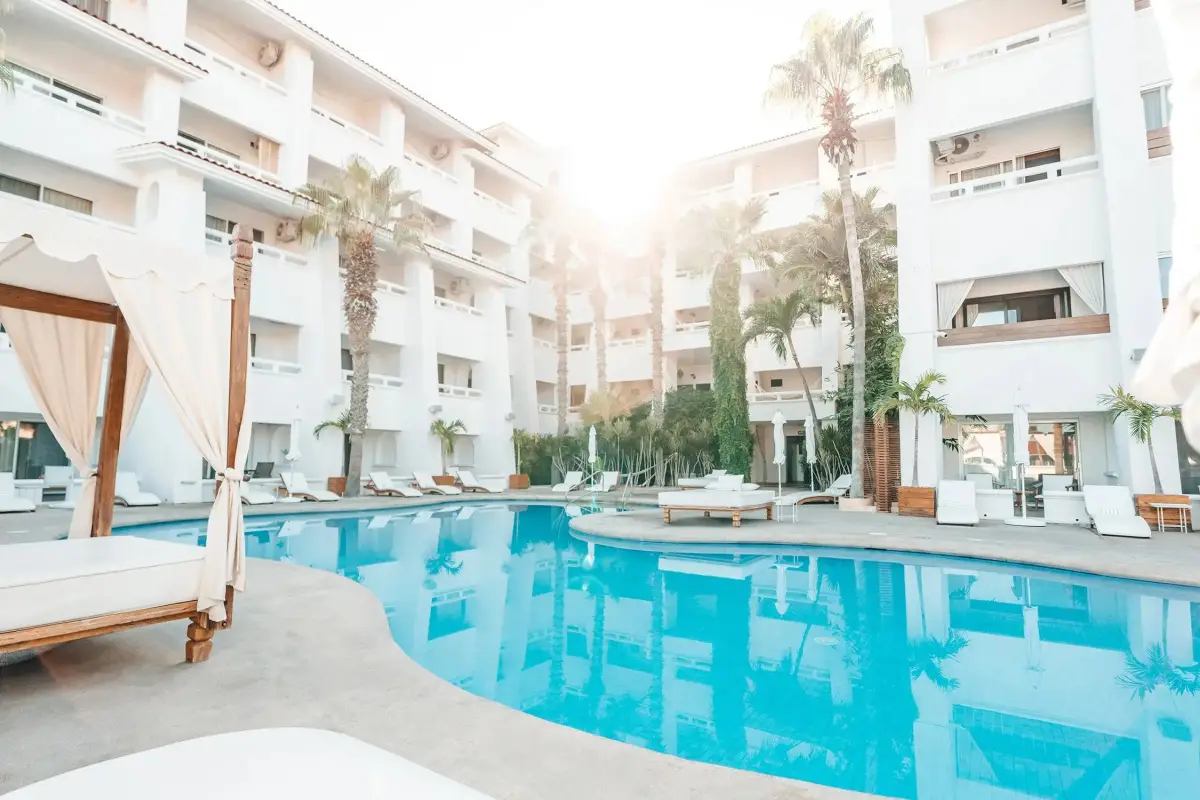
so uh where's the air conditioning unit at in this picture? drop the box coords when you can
[448,278,465,294]
[327,392,345,406]
[931,132,986,164]
[276,220,301,242]
[258,41,282,69]
[430,143,451,161]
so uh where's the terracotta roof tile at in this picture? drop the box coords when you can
[57,0,207,72]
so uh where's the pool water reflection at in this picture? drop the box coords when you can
[127,503,1200,798]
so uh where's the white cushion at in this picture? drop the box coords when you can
[0,537,205,633]
[677,478,711,488]
[659,489,775,509]
[708,474,745,490]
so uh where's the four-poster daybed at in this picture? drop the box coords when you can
[0,202,254,664]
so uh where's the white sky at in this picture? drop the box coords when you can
[274,0,888,222]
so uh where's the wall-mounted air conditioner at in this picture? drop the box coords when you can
[931,132,986,165]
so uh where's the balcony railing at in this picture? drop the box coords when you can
[438,384,483,398]
[208,231,308,266]
[533,338,557,349]
[931,155,1099,201]
[474,189,517,215]
[752,178,818,202]
[929,16,1088,72]
[538,404,558,413]
[609,337,647,349]
[311,107,384,146]
[674,321,711,333]
[176,135,280,183]
[341,370,404,388]
[750,391,808,403]
[433,296,483,316]
[337,267,406,295]
[13,71,145,133]
[67,0,109,19]
[183,40,288,96]
[938,314,1110,347]
[404,153,459,184]
[250,357,303,374]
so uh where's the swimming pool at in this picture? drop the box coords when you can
[125,503,1199,798]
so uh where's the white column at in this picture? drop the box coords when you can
[732,161,755,202]
[143,0,187,51]
[135,167,206,252]
[141,71,181,142]
[303,236,345,482]
[475,286,516,475]
[891,2,942,490]
[401,258,444,471]
[277,41,314,189]
[1090,0,1181,492]
[508,292,539,433]
[450,148,476,255]
[378,101,407,171]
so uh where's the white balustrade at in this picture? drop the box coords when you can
[538,404,558,413]
[750,391,808,403]
[432,296,484,316]
[337,266,407,294]
[473,189,518,215]
[209,231,308,266]
[250,357,303,375]
[12,71,144,133]
[176,135,280,183]
[609,337,648,349]
[753,179,819,201]
[438,384,483,398]
[403,153,459,184]
[674,321,711,333]
[342,370,404,388]
[183,40,289,96]
[931,155,1099,201]
[533,338,557,350]
[311,106,384,146]
[929,17,1088,72]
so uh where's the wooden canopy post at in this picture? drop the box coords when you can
[92,313,130,537]
[223,225,253,627]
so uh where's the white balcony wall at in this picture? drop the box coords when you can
[529,279,557,320]
[404,156,468,220]
[1147,158,1175,256]
[336,382,408,431]
[1135,5,1172,88]
[433,298,487,361]
[472,191,524,245]
[438,395,484,435]
[309,107,389,169]
[930,165,1106,283]
[568,292,592,323]
[608,285,652,319]
[606,341,652,383]
[181,40,291,146]
[756,180,821,231]
[664,324,711,352]
[748,396,834,424]
[747,324,824,372]
[568,348,594,388]
[924,18,1093,137]
[935,334,1118,416]
[0,158,137,229]
[538,411,558,434]
[248,364,305,424]
[672,276,711,310]
[532,339,557,383]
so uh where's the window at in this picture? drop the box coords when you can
[0,174,40,201]
[0,420,70,481]
[1142,85,1173,132]
[950,160,1013,195]
[954,289,1070,328]
[769,378,784,389]
[434,286,447,299]
[0,173,93,216]
[570,324,590,346]
[428,599,470,639]
[12,63,104,111]
[437,363,446,384]
[204,215,263,242]
[1017,148,1062,184]
[1159,254,1173,300]
[341,348,353,371]
[570,385,586,406]
[249,333,257,358]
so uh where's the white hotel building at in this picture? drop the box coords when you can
[0,0,1188,500]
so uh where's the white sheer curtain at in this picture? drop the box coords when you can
[936,279,975,329]
[0,308,105,537]
[105,272,249,623]
[1058,264,1106,314]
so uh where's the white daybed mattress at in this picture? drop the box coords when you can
[6,728,495,800]
[0,537,205,633]
[658,490,776,509]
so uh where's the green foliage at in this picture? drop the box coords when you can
[312,409,352,439]
[1098,384,1180,492]
[875,370,954,487]
[429,418,467,474]
[1117,643,1200,698]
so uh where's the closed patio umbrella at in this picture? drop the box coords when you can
[588,425,597,464]
[1006,401,1045,527]
[772,410,786,496]
[279,416,304,504]
[805,417,817,491]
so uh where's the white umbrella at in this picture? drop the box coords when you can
[588,424,598,468]
[805,418,817,491]
[1005,400,1045,527]
[771,410,786,496]
[774,563,790,616]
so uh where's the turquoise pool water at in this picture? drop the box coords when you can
[125,503,1200,798]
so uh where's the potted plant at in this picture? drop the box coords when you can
[313,410,352,495]
[874,370,955,517]
[510,428,535,490]
[1098,385,1186,527]
[430,418,467,485]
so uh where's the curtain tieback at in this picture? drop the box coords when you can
[86,469,99,478]
[221,468,243,483]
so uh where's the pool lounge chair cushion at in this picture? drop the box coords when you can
[368,472,423,498]
[0,537,205,634]
[658,489,776,510]
[552,471,584,492]
[239,484,278,505]
[114,472,162,507]
[413,472,463,495]
[937,480,980,526]
[0,473,35,513]
[457,470,502,493]
[1083,485,1152,539]
[280,472,340,502]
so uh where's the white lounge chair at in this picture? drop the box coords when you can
[280,472,340,502]
[1042,474,1075,492]
[678,469,727,489]
[413,471,463,495]
[937,480,979,526]
[42,465,73,494]
[457,470,502,493]
[658,487,776,527]
[239,482,278,506]
[552,471,585,493]
[1083,485,1152,539]
[367,472,422,498]
[791,473,852,505]
[0,473,35,514]
[931,482,979,525]
[114,472,162,507]
[589,471,620,492]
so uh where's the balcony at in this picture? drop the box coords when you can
[930,157,1105,282]
[176,134,279,184]
[665,321,711,352]
[529,278,557,320]
[337,267,408,345]
[925,18,1092,136]
[437,386,484,433]
[181,40,290,145]
[247,357,303,424]
[607,339,652,383]
[206,231,308,326]
[672,275,711,309]
[432,297,486,361]
[533,338,557,382]
[340,371,406,430]
[309,107,388,169]
[404,154,466,220]
[473,190,524,245]
[748,392,833,424]
[755,180,821,231]
[939,314,1110,347]
[538,406,558,434]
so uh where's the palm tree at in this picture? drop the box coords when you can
[297,155,427,497]
[908,632,969,691]
[429,418,467,475]
[744,290,823,443]
[0,2,13,94]
[675,198,780,476]
[1098,385,1181,493]
[766,12,911,500]
[313,409,353,476]
[530,172,577,437]
[590,272,609,394]
[873,370,955,487]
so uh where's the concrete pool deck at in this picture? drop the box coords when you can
[2,489,1199,798]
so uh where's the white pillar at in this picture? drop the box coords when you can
[144,0,187,51]
[304,235,345,481]
[475,286,516,475]
[378,101,407,171]
[277,41,314,189]
[402,258,445,471]
[141,71,181,142]
[732,161,754,202]
[135,167,206,252]
[508,292,538,433]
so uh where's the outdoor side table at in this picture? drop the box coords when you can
[1150,502,1190,533]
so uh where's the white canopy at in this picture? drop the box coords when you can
[0,199,250,623]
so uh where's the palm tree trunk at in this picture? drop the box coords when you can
[593,288,608,395]
[342,230,378,498]
[549,545,566,718]
[1147,436,1163,493]
[587,589,607,727]
[839,163,867,499]
[555,243,570,438]
[913,416,920,488]
[650,242,665,421]
[787,333,821,447]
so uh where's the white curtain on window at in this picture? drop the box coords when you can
[1058,264,1106,314]
[936,279,975,329]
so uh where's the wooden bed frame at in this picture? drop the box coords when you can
[661,503,773,527]
[0,228,254,664]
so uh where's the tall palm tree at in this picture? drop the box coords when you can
[766,13,911,499]
[873,370,955,487]
[648,238,666,421]
[1098,385,1181,493]
[530,172,578,436]
[0,3,13,94]
[589,271,608,395]
[743,290,823,442]
[297,155,426,497]
[429,418,467,475]
[675,198,780,476]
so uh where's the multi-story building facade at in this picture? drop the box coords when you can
[891,0,1182,495]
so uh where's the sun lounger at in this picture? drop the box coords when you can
[0,473,35,514]
[280,472,340,502]
[552,471,585,493]
[413,471,463,495]
[1083,485,1152,539]
[457,470,502,493]
[937,480,979,526]
[114,472,162,507]
[41,465,73,495]
[588,471,620,492]
[678,469,728,489]
[658,488,775,527]
[239,482,278,505]
[368,472,422,498]
[789,473,852,505]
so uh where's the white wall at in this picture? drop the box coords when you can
[925,0,1084,63]
[6,35,145,119]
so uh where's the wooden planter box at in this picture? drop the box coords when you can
[326,476,347,496]
[1135,493,1191,529]
[433,475,457,487]
[509,474,530,490]
[898,486,936,518]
